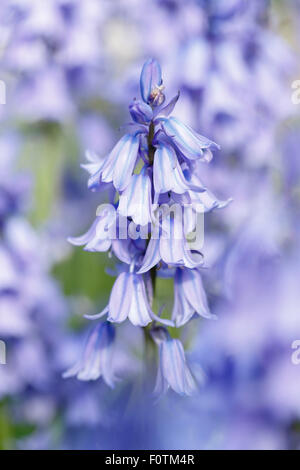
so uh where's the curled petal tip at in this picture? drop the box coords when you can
[67,236,82,246]
[155,91,180,119]
[84,305,109,320]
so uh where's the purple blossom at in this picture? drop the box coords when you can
[162,116,220,161]
[151,327,197,397]
[63,322,117,387]
[85,271,173,328]
[68,205,117,252]
[172,268,216,327]
[1,0,298,450]
[68,59,228,395]
[153,141,203,195]
[97,133,140,192]
[118,167,153,226]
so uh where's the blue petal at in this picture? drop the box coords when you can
[172,268,216,326]
[128,274,153,326]
[160,216,185,266]
[80,150,103,177]
[154,143,205,195]
[153,343,169,397]
[69,208,116,252]
[108,272,133,323]
[63,322,116,387]
[137,236,161,274]
[68,218,99,246]
[181,268,215,319]
[153,144,177,194]
[118,167,153,225]
[172,269,195,327]
[87,167,112,192]
[160,215,204,269]
[108,273,155,327]
[182,243,204,269]
[154,91,180,118]
[129,99,153,124]
[111,239,133,265]
[84,305,109,320]
[159,338,197,396]
[82,151,112,192]
[101,134,140,191]
[162,116,220,160]
[190,187,233,213]
[113,135,140,191]
[84,237,111,252]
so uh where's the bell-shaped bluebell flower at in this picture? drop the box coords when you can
[172,268,217,327]
[68,213,145,266]
[186,171,232,213]
[68,205,116,252]
[153,141,205,196]
[151,327,197,396]
[138,214,204,273]
[129,99,153,124]
[108,272,153,326]
[140,58,165,107]
[81,151,113,193]
[63,322,117,387]
[68,207,143,265]
[97,133,140,192]
[189,187,232,213]
[118,167,153,226]
[86,271,173,327]
[162,116,220,161]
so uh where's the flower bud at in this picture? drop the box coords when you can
[129,99,153,124]
[140,58,165,107]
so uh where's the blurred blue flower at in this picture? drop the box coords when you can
[63,322,116,387]
[172,268,216,327]
[151,327,197,396]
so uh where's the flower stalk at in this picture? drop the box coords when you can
[65,58,230,396]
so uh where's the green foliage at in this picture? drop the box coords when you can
[53,249,114,301]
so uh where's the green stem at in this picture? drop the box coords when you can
[147,121,155,165]
[146,119,157,299]
[150,266,157,298]
[142,120,158,367]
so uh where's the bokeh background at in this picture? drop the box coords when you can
[0,0,300,450]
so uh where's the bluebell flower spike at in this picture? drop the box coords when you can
[172,268,217,327]
[67,59,230,394]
